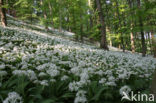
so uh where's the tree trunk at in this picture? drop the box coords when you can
[151,31,156,58]
[151,71,156,100]
[59,0,62,32]
[128,0,135,53]
[6,0,10,15]
[0,0,7,27]
[96,0,108,50]
[88,0,93,29]
[40,0,48,30]
[80,24,83,42]
[147,32,152,54]
[48,2,53,27]
[115,0,125,52]
[130,27,135,53]
[137,0,146,57]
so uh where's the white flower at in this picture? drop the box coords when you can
[3,92,23,103]
[40,80,49,86]
[27,70,37,80]
[108,76,116,82]
[38,72,47,77]
[69,81,79,92]
[12,70,37,81]
[119,85,131,96]
[99,78,106,84]
[74,90,87,103]
[61,75,69,81]
[78,61,86,67]
[50,79,56,83]
[105,81,116,86]
[0,71,7,76]
[0,64,5,69]
[46,68,60,77]
[70,67,80,76]
[12,70,27,76]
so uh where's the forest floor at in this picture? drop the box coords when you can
[6,14,129,53]
[0,16,156,103]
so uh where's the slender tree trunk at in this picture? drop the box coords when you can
[137,0,146,57]
[6,0,10,15]
[80,14,83,42]
[40,0,48,30]
[151,71,156,100]
[73,10,78,41]
[128,0,135,53]
[48,2,53,27]
[130,27,135,53]
[107,28,112,46]
[89,16,93,29]
[59,0,62,32]
[88,0,93,29]
[0,0,7,27]
[96,0,108,50]
[80,24,83,42]
[66,2,70,31]
[115,0,125,52]
[59,12,62,32]
[151,31,156,58]
[67,15,70,31]
[147,32,152,54]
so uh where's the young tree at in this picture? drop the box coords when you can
[95,0,108,50]
[127,0,135,53]
[0,0,7,26]
[137,0,146,57]
[151,31,156,58]
[40,0,48,30]
[151,71,156,100]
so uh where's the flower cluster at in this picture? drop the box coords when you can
[3,92,23,103]
[0,18,156,102]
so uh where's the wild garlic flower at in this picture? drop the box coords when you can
[61,75,69,81]
[99,78,106,84]
[0,64,5,69]
[74,90,87,103]
[0,71,8,76]
[40,80,49,86]
[3,92,23,103]
[69,81,79,92]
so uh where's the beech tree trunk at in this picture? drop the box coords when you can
[96,0,108,50]
[48,2,53,27]
[80,14,83,42]
[0,0,7,27]
[151,31,156,58]
[115,0,125,52]
[40,0,48,30]
[151,71,156,100]
[128,0,135,53]
[137,0,146,57]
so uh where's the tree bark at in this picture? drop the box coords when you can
[0,0,7,27]
[115,0,125,52]
[151,71,156,100]
[128,0,135,53]
[137,0,146,57]
[96,0,108,50]
[151,31,156,58]
[6,0,10,15]
[80,14,83,42]
[40,0,48,30]
[48,2,53,27]
[59,0,62,32]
